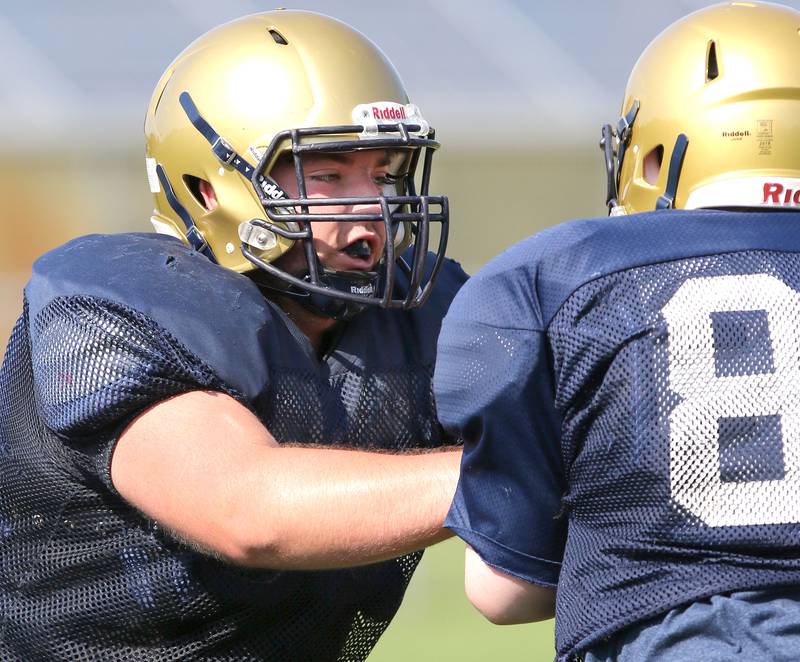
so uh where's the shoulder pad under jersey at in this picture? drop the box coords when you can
[469,208,800,330]
[26,233,283,401]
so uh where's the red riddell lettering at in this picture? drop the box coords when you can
[763,182,800,205]
[764,182,783,203]
[371,105,406,121]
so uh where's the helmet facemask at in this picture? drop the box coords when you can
[239,121,449,320]
[176,90,448,321]
[145,10,451,320]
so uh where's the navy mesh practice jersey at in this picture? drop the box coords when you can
[0,233,466,662]
[435,209,800,661]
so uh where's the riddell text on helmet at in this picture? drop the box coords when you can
[260,179,286,200]
[372,106,406,120]
[763,182,800,205]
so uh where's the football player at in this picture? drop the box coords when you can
[0,10,466,661]
[435,2,800,661]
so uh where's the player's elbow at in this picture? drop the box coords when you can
[466,584,517,624]
[220,489,323,569]
[464,546,556,625]
[475,599,555,625]
[216,531,278,568]
[466,578,555,625]
[211,489,287,568]
[220,508,292,569]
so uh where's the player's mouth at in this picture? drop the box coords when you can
[338,235,382,271]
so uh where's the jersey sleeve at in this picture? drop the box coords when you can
[29,295,237,488]
[434,256,566,587]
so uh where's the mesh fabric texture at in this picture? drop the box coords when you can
[0,291,444,661]
[551,250,800,657]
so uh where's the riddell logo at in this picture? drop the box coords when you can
[260,179,286,200]
[722,130,750,138]
[372,105,407,121]
[763,182,800,205]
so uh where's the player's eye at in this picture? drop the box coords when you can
[375,172,407,186]
[308,172,340,183]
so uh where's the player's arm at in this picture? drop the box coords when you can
[111,389,459,570]
[464,546,555,624]
[434,240,567,624]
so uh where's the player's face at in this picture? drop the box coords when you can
[270,149,407,273]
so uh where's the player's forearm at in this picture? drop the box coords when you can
[230,445,461,570]
[113,391,460,571]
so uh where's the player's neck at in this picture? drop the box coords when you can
[274,296,341,358]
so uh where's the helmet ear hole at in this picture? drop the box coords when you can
[706,41,719,82]
[643,145,664,185]
[183,175,216,211]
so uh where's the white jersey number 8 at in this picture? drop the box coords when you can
[662,273,800,527]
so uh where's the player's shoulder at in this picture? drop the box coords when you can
[26,233,291,401]
[28,232,272,325]
[453,208,800,330]
[445,211,679,332]
[524,207,800,277]
[473,209,695,283]
[440,218,610,333]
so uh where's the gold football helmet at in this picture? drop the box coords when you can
[601,1,800,215]
[144,10,447,318]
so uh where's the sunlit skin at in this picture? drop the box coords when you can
[199,148,407,352]
[270,149,406,273]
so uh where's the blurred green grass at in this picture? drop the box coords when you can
[369,538,556,662]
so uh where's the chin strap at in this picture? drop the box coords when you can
[253,267,383,321]
[600,99,640,214]
[295,257,414,320]
[155,164,218,262]
[304,270,379,320]
[656,134,689,210]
